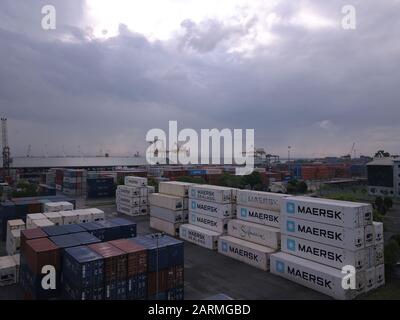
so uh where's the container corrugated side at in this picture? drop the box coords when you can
[149,217,181,237]
[124,176,148,187]
[372,222,383,245]
[280,215,365,251]
[218,235,276,271]
[149,193,187,211]
[227,219,280,249]
[237,205,280,228]
[189,211,229,234]
[150,206,187,223]
[190,199,234,219]
[189,185,233,204]
[281,234,367,271]
[159,181,192,197]
[375,264,385,288]
[237,190,287,212]
[179,224,219,250]
[282,196,373,229]
[270,252,364,300]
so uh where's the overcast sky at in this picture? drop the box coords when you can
[0,0,399,158]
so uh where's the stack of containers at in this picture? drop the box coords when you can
[271,196,381,300]
[180,184,235,250]
[132,235,184,300]
[149,181,192,237]
[218,190,285,271]
[63,169,87,196]
[26,213,54,229]
[6,219,25,255]
[116,176,149,216]
[87,176,116,199]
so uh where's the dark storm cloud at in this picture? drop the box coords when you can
[0,0,399,157]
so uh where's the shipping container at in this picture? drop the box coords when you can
[62,246,104,300]
[237,205,280,228]
[117,195,140,207]
[372,222,383,245]
[117,185,141,197]
[60,211,79,225]
[281,234,367,271]
[375,264,385,288]
[79,222,106,241]
[150,206,187,223]
[282,196,373,228]
[218,236,275,271]
[280,215,365,251]
[49,234,82,250]
[6,219,25,238]
[32,219,55,229]
[24,237,60,275]
[95,220,125,241]
[190,199,234,219]
[149,193,187,211]
[117,204,140,216]
[63,224,86,234]
[179,224,219,250]
[72,232,101,246]
[159,181,192,197]
[42,225,68,237]
[108,239,147,276]
[364,225,374,248]
[43,212,63,226]
[228,219,280,249]
[149,216,181,237]
[75,209,93,224]
[237,190,287,212]
[270,252,364,300]
[6,229,21,255]
[375,244,384,265]
[26,213,46,229]
[108,218,137,239]
[125,176,147,187]
[189,185,234,204]
[44,202,62,212]
[365,267,376,292]
[20,228,47,255]
[0,256,18,287]
[189,211,229,234]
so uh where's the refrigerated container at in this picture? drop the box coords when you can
[149,217,181,237]
[43,212,63,226]
[26,213,47,229]
[117,185,141,197]
[372,222,383,245]
[179,224,220,250]
[189,212,229,234]
[125,176,147,187]
[159,181,192,197]
[364,267,376,292]
[281,215,365,251]
[227,219,280,249]
[189,185,234,204]
[150,206,187,223]
[237,205,280,228]
[218,236,276,271]
[149,193,187,211]
[190,199,233,219]
[364,225,374,248]
[281,196,372,228]
[237,190,287,212]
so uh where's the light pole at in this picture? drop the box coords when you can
[288,146,292,179]
[151,232,165,300]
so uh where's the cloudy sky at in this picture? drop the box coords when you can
[0,0,399,158]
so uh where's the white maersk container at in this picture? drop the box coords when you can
[117,185,141,197]
[228,219,280,249]
[26,213,47,229]
[6,229,21,256]
[125,176,148,187]
[364,225,374,247]
[281,215,365,251]
[218,236,275,271]
[281,234,366,271]
[180,224,220,250]
[147,185,155,194]
[150,216,181,237]
[117,204,140,216]
[6,219,25,238]
[374,244,384,265]
[373,222,383,245]
[75,209,93,224]
[32,218,54,228]
[150,206,187,223]
[159,181,192,197]
[237,205,280,228]
[12,254,20,283]
[60,211,79,225]
[237,190,286,212]
[270,252,364,300]
[58,201,74,211]
[0,256,17,287]
[282,196,372,228]
[189,185,233,204]
[189,212,229,234]
[375,264,385,288]
[44,212,63,226]
[149,193,186,211]
[117,195,140,207]
[190,199,233,219]
[87,208,105,221]
[44,202,62,212]
[364,267,376,292]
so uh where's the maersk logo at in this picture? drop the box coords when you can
[287,202,295,214]
[191,201,196,210]
[182,229,187,237]
[191,214,196,223]
[276,261,285,273]
[191,189,196,197]
[286,220,296,232]
[240,208,248,218]
[287,238,296,251]
[221,242,228,252]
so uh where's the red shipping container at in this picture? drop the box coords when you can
[148,269,168,295]
[166,265,184,289]
[20,228,48,255]
[24,238,60,275]
[88,242,127,281]
[109,239,147,277]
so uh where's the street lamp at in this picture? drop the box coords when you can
[151,232,165,300]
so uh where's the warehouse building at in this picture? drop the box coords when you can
[367,158,400,197]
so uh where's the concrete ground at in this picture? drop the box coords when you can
[0,198,394,300]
